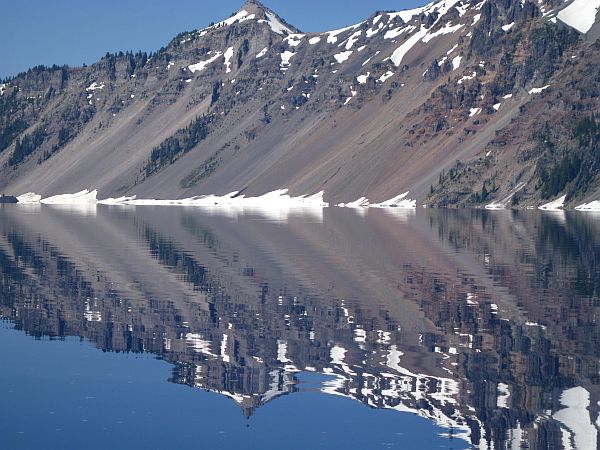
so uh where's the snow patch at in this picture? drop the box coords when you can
[343,30,362,50]
[391,26,428,66]
[502,22,515,31]
[575,200,600,211]
[16,192,42,204]
[96,189,329,209]
[452,55,462,70]
[366,22,384,38]
[529,85,550,94]
[85,81,105,92]
[557,0,600,34]
[422,23,464,43]
[370,192,417,208]
[457,71,476,84]
[469,107,482,117]
[284,34,305,47]
[265,11,294,35]
[384,26,412,40]
[378,71,395,83]
[357,72,370,84]
[40,189,98,205]
[280,50,295,69]
[553,387,596,450]
[188,51,223,73]
[326,24,362,44]
[256,47,268,58]
[539,195,566,211]
[223,46,234,73]
[308,36,321,45]
[334,51,353,63]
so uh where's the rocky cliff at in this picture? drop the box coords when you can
[0,0,599,207]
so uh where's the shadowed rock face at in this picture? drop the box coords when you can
[1,205,600,448]
[0,0,599,207]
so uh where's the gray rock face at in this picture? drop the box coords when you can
[0,0,598,207]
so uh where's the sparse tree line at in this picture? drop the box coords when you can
[145,114,214,177]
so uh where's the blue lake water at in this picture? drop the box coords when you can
[1,205,599,449]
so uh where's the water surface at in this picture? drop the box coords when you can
[1,205,599,449]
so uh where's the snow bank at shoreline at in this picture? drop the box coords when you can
[16,189,418,210]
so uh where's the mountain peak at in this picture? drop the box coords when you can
[238,0,300,34]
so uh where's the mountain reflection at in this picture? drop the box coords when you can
[1,205,599,449]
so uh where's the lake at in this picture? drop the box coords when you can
[0,204,598,449]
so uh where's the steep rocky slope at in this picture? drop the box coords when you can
[0,0,599,207]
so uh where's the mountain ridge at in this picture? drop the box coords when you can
[0,0,599,208]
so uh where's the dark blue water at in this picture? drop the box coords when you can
[1,205,599,449]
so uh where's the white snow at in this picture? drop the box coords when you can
[473,13,482,25]
[343,30,362,50]
[378,71,395,83]
[96,189,329,209]
[185,333,214,356]
[366,22,384,38]
[284,34,305,47]
[457,71,476,84]
[539,195,566,211]
[493,102,501,111]
[446,44,458,55]
[256,47,268,58]
[280,50,295,69]
[334,51,353,63]
[529,85,550,94]
[40,189,98,205]
[390,26,429,66]
[452,55,462,70]
[326,24,361,44]
[502,22,515,31]
[188,51,223,73]
[422,23,464,43]
[330,345,346,365]
[277,340,291,363]
[387,6,427,23]
[502,93,513,99]
[336,197,370,208]
[370,192,417,208]
[197,10,251,37]
[220,334,230,363]
[357,72,370,84]
[265,11,294,35]
[16,192,42,203]
[223,46,234,73]
[362,55,375,67]
[553,387,597,450]
[166,61,174,70]
[237,13,255,23]
[85,81,105,92]
[469,107,482,117]
[308,36,321,45]
[97,196,137,205]
[575,200,600,211]
[384,26,412,40]
[0,83,6,96]
[557,0,600,34]
[497,383,510,408]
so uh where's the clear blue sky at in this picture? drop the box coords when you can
[0,0,424,79]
